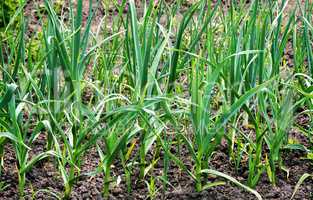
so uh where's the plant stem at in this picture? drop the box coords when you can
[103,165,111,199]
[18,172,25,198]
[139,144,146,179]
[139,129,146,180]
[64,164,76,199]
[195,160,202,192]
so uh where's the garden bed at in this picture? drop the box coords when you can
[0,0,313,199]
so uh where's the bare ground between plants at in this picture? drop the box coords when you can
[1,130,312,200]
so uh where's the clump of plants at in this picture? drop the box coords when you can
[0,0,312,199]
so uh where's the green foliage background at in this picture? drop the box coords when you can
[0,0,19,28]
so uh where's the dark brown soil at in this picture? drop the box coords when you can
[1,129,312,200]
